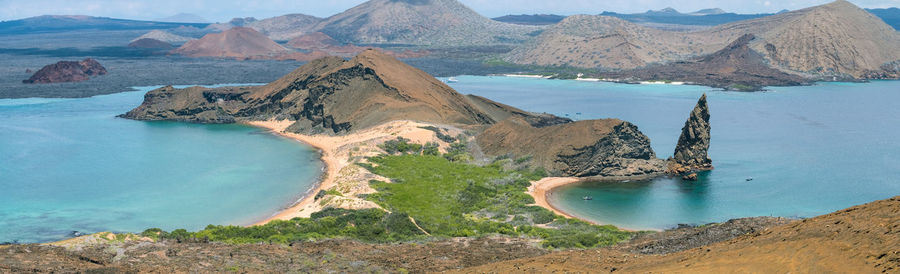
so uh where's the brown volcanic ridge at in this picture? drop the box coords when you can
[460,196,900,273]
[311,0,542,46]
[171,27,289,59]
[506,0,900,79]
[600,34,810,90]
[23,58,107,84]
[122,49,682,177]
[286,32,430,59]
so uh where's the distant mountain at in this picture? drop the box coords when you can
[867,7,900,30]
[172,27,290,59]
[311,0,542,46]
[506,0,900,78]
[0,15,208,35]
[599,10,771,26]
[504,15,710,69]
[131,30,194,44]
[127,38,174,49]
[599,34,809,90]
[644,7,682,16]
[491,14,567,25]
[246,14,322,41]
[154,13,210,23]
[690,8,727,15]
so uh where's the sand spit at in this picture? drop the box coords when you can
[247,120,463,226]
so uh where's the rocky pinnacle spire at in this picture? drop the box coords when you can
[670,94,712,174]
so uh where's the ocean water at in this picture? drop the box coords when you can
[447,77,900,230]
[0,85,322,243]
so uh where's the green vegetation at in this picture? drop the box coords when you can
[379,137,422,155]
[146,208,424,244]
[366,152,631,248]
[141,140,632,249]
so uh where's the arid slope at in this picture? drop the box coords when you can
[461,196,900,273]
[311,0,542,46]
[507,0,900,78]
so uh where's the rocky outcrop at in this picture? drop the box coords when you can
[123,49,492,134]
[556,122,666,177]
[669,94,712,173]
[476,116,665,177]
[23,58,107,84]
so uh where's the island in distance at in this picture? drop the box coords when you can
[23,58,107,84]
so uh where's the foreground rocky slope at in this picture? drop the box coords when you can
[507,0,900,79]
[23,58,107,84]
[461,195,900,273]
[5,196,897,272]
[122,50,678,177]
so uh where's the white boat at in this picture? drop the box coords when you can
[446,77,458,83]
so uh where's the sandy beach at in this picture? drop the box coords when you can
[246,119,463,226]
[527,177,587,221]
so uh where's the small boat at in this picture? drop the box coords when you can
[746,177,754,182]
[575,112,582,115]
[446,77,458,83]
[583,196,593,200]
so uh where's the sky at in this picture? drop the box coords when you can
[0,0,898,22]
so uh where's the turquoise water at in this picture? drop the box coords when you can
[0,85,322,243]
[447,77,900,230]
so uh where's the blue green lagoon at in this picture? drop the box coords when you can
[3,78,900,243]
[447,77,900,230]
[0,85,322,243]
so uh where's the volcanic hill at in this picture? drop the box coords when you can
[171,27,290,59]
[122,50,678,177]
[599,34,809,90]
[131,30,193,44]
[310,0,542,46]
[23,58,107,84]
[506,0,900,78]
[246,14,322,41]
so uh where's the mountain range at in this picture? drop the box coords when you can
[505,0,900,78]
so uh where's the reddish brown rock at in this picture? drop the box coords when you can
[23,58,107,84]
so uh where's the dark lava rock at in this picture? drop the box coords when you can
[25,69,32,73]
[128,38,174,49]
[23,58,107,84]
[599,34,810,91]
[670,94,712,172]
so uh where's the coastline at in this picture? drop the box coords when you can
[527,174,665,232]
[244,119,464,226]
[245,120,341,226]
